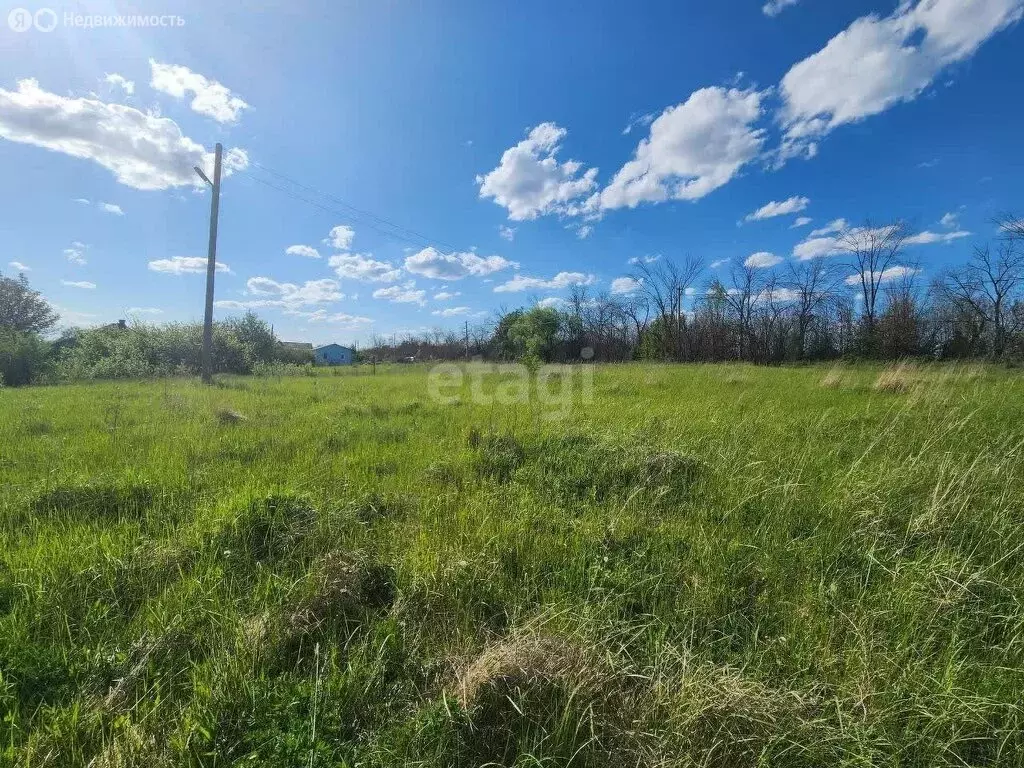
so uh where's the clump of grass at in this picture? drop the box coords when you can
[819,365,846,388]
[30,481,156,521]
[873,361,917,393]
[215,407,247,424]
[215,493,316,563]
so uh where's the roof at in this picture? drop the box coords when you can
[280,341,313,350]
[314,343,355,353]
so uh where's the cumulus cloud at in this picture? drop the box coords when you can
[763,0,801,16]
[326,225,355,250]
[329,253,402,282]
[100,202,124,215]
[793,236,844,260]
[744,251,784,268]
[64,244,87,265]
[149,60,249,124]
[476,122,598,221]
[404,247,517,280]
[710,258,730,269]
[791,216,813,228]
[8,261,31,271]
[104,73,135,95]
[0,79,248,190]
[431,306,472,317]
[240,277,344,307]
[286,245,320,259]
[845,266,921,286]
[905,229,971,245]
[778,0,1024,159]
[434,291,461,300]
[149,256,231,274]
[286,309,373,328]
[61,280,96,289]
[744,195,809,222]
[628,255,661,265]
[809,218,849,237]
[499,225,517,242]
[373,281,427,305]
[940,211,960,229]
[493,271,596,293]
[610,276,643,294]
[599,87,765,210]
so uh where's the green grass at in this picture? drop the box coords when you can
[1,362,1023,766]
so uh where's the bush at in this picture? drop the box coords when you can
[0,331,50,386]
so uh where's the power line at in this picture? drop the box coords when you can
[241,161,463,253]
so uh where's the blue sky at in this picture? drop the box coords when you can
[2,0,1022,346]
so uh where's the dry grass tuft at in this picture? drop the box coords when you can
[819,366,846,389]
[456,633,602,710]
[873,362,917,393]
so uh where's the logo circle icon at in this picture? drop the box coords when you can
[7,8,33,32]
[34,8,58,32]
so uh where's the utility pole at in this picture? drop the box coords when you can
[675,286,682,361]
[194,143,223,384]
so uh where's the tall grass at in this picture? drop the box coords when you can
[1,363,1022,766]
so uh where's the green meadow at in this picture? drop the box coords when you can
[1,362,1022,766]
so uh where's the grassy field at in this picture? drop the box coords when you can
[1,362,1023,767]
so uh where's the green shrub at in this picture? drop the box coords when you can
[0,330,50,386]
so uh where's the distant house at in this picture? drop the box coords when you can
[314,343,356,366]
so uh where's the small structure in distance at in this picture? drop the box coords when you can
[314,343,356,366]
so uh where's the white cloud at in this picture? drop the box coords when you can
[326,225,355,250]
[149,60,249,124]
[431,306,472,317]
[905,229,971,245]
[809,218,849,237]
[64,244,87,265]
[763,0,801,16]
[744,251,784,268]
[778,0,1024,158]
[8,261,30,271]
[286,244,321,259]
[149,256,231,274]
[99,202,124,215]
[845,266,920,286]
[493,271,596,293]
[72,197,90,204]
[404,247,517,280]
[940,212,959,229]
[434,291,461,300]
[744,195,809,222]
[791,216,813,228]
[62,280,96,289]
[329,253,402,282]
[126,307,162,315]
[537,297,565,309]
[710,258,730,269]
[476,122,598,221]
[599,87,765,210]
[622,112,655,135]
[575,224,594,239]
[373,281,427,306]
[628,254,661,265]
[104,73,135,95]
[793,235,844,260]
[610,276,643,294]
[499,225,517,242]
[0,79,248,190]
[242,277,344,307]
[289,310,373,328]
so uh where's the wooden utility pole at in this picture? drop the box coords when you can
[195,143,223,384]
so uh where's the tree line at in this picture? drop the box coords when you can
[364,215,1024,365]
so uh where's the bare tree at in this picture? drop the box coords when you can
[632,255,703,360]
[940,241,1024,358]
[786,257,841,359]
[838,221,910,346]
